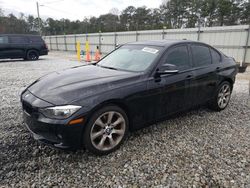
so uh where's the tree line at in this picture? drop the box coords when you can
[0,0,249,35]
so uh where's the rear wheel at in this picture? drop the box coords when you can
[26,50,39,61]
[83,105,128,155]
[208,81,232,111]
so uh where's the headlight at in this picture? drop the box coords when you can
[39,105,81,119]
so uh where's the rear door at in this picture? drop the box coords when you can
[190,44,218,105]
[0,36,10,58]
[8,36,28,58]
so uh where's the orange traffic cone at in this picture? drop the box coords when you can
[86,50,91,62]
[94,46,101,61]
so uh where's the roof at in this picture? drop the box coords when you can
[127,39,196,47]
[0,34,41,37]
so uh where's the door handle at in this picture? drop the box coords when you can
[216,67,221,72]
[186,74,194,79]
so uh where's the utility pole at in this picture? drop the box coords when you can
[197,13,201,41]
[36,2,42,35]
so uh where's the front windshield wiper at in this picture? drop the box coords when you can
[97,65,118,70]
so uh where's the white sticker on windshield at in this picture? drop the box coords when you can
[142,47,159,54]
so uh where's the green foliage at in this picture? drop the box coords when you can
[0,13,29,34]
[0,0,249,35]
[241,0,250,24]
[201,0,218,26]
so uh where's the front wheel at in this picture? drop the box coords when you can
[83,105,129,155]
[208,81,232,111]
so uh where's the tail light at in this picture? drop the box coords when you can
[44,43,48,49]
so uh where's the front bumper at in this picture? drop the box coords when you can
[21,90,84,149]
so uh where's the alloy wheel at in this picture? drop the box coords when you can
[90,111,126,151]
[29,52,38,60]
[217,84,231,109]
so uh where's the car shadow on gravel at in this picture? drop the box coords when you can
[127,105,212,140]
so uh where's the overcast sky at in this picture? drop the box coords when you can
[0,0,163,20]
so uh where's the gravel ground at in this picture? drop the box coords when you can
[0,54,250,187]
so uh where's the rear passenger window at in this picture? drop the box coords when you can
[191,45,212,67]
[210,48,221,63]
[165,45,190,71]
[9,36,28,44]
[29,36,43,43]
[0,36,8,44]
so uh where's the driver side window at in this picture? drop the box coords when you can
[165,45,190,71]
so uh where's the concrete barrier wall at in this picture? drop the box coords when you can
[43,25,250,63]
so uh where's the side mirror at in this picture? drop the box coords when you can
[156,64,179,76]
[115,44,121,49]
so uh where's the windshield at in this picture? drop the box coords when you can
[98,45,163,72]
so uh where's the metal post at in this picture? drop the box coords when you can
[36,2,42,35]
[136,22,139,41]
[49,36,52,50]
[74,35,77,52]
[64,35,67,51]
[243,25,250,64]
[86,33,88,41]
[197,14,201,41]
[99,32,102,53]
[114,32,117,49]
[197,27,201,41]
[136,31,138,41]
[162,26,167,40]
[56,36,59,50]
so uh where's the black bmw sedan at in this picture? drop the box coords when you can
[21,40,237,155]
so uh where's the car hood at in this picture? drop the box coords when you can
[28,65,140,105]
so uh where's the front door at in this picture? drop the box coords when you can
[147,44,193,120]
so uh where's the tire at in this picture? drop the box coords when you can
[208,81,232,111]
[26,50,39,61]
[83,105,129,155]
